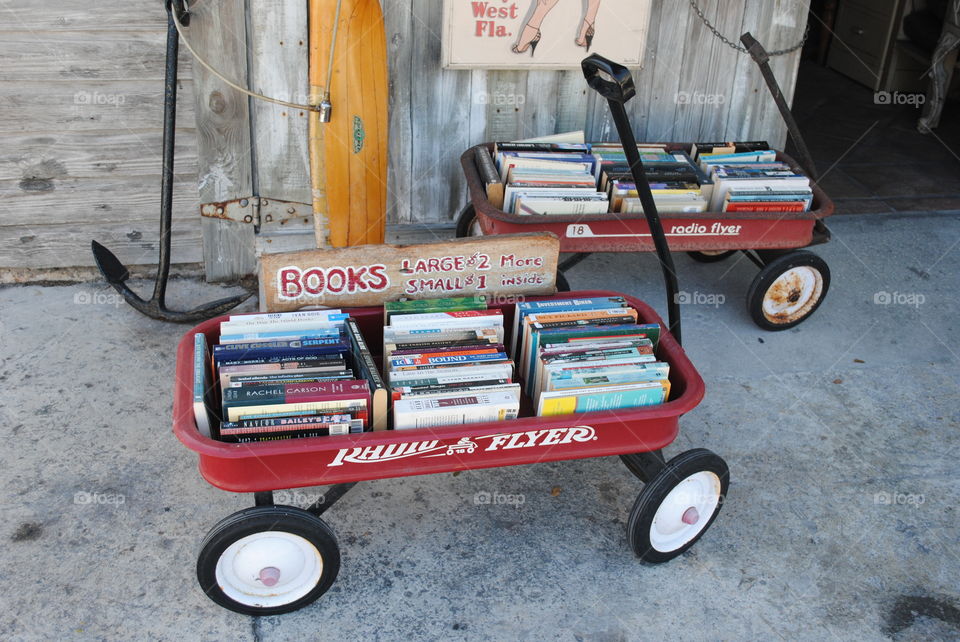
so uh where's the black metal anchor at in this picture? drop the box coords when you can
[91,0,252,323]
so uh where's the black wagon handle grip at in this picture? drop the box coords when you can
[580,54,683,345]
[581,54,636,103]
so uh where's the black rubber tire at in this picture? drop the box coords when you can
[197,506,340,615]
[627,448,729,564]
[455,204,477,238]
[555,271,571,292]
[746,250,830,331]
[687,250,736,263]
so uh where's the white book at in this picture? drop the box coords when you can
[228,309,343,324]
[393,391,520,430]
[710,177,810,211]
[516,198,610,216]
[395,383,522,402]
[388,363,514,384]
[514,130,585,144]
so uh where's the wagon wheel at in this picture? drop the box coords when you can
[455,204,483,238]
[746,250,830,331]
[687,250,736,263]
[627,449,729,563]
[197,506,340,615]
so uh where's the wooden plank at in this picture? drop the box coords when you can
[248,0,311,206]
[408,0,467,225]
[521,70,560,138]
[189,0,257,281]
[484,71,528,142]
[0,132,197,181]
[385,1,414,224]
[724,0,772,141]
[256,224,458,258]
[553,70,589,134]
[245,2,316,257]
[0,30,184,82]
[0,80,195,134]
[643,0,692,141]
[696,0,746,140]
[625,0,663,142]
[0,0,166,31]
[259,233,560,310]
[0,176,198,225]
[672,0,719,142]
[0,221,202,269]
[765,0,810,148]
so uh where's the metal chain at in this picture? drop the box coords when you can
[688,0,810,56]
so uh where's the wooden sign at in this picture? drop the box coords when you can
[259,233,560,311]
[442,0,651,69]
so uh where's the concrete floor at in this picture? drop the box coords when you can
[2,211,958,640]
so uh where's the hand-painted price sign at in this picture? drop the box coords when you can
[259,233,560,311]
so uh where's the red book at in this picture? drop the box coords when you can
[224,380,370,408]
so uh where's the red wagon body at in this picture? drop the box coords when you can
[173,291,704,493]
[461,144,833,254]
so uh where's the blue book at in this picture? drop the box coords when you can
[219,327,342,343]
[537,382,667,416]
[192,334,214,437]
[213,337,349,366]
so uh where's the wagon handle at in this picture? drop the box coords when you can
[581,54,682,345]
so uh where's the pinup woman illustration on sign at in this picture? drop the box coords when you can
[512,0,602,56]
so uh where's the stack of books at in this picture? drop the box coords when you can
[496,142,610,216]
[691,142,813,212]
[192,310,387,442]
[383,297,520,430]
[476,138,813,216]
[512,297,671,417]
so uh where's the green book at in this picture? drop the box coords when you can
[384,296,487,323]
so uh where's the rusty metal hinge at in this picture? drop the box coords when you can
[200,197,313,229]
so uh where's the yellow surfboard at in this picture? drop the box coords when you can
[309,0,388,247]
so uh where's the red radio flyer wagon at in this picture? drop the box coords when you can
[456,82,834,332]
[173,55,731,616]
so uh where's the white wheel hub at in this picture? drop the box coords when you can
[216,531,323,608]
[650,471,721,552]
[762,265,823,324]
[469,218,484,237]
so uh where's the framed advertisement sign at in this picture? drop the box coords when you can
[442,0,651,69]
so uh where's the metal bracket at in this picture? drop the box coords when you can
[200,197,313,229]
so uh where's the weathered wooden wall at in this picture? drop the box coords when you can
[0,0,202,276]
[0,0,809,279]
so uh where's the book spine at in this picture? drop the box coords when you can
[219,422,352,437]
[223,413,353,429]
[228,310,344,323]
[385,338,498,353]
[724,203,806,212]
[229,400,369,422]
[219,427,351,443]
[391,352,509,368]
[223,381,369,407]
[346,317,388,431]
